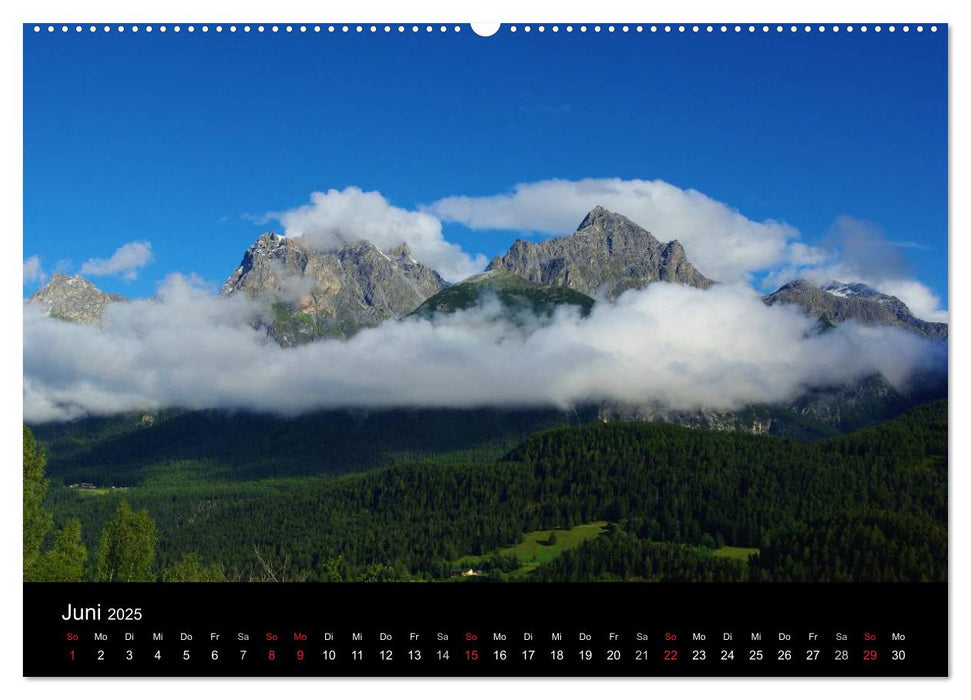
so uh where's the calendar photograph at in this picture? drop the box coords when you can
[23,22,947,596]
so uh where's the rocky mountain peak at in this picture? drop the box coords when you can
[776,278,815,292]
[576,204,612,228]
[28,273,125,327]
[486,206,714,299]
[246,232,289,259]
[764,278,947,340]
[42,272,81,288]
[222,232,447,344]
[256,231,285,245]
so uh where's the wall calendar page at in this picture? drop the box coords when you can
[21,15,949,682]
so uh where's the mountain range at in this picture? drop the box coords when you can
[26,205,947,436]
[29,205,947,342]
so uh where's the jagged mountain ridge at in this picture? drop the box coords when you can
[28,273,125,327]
[763,278,947,340]
[486,205,715,299]
[221,232,447,344]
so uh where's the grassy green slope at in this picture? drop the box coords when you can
[410,270,596,320]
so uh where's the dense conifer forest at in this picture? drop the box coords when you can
[29,400,946,583]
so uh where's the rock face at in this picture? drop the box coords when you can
[764,279,948,340]
[486,205,715,299]
[28,273,125,326]
[410,269,596,321]
[221,232,447,344]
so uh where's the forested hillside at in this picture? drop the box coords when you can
[37,400,947,583]
[34,406,589,484]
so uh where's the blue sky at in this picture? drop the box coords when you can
[23,24,947,312]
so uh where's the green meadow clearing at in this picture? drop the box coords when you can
[453,525,760,580]
[455,521,609,577]
[712,546,760,561]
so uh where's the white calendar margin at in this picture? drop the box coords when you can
[1,1,965,699]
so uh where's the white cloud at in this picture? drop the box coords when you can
[427,178,803,283]
[79,241,154,280]
[877,280,948,323]
[784,242,830,267]
[272,187,486,282]
[23,277,944,423]
[23,255,46,284]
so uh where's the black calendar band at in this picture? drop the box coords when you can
[24,582,947,677]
